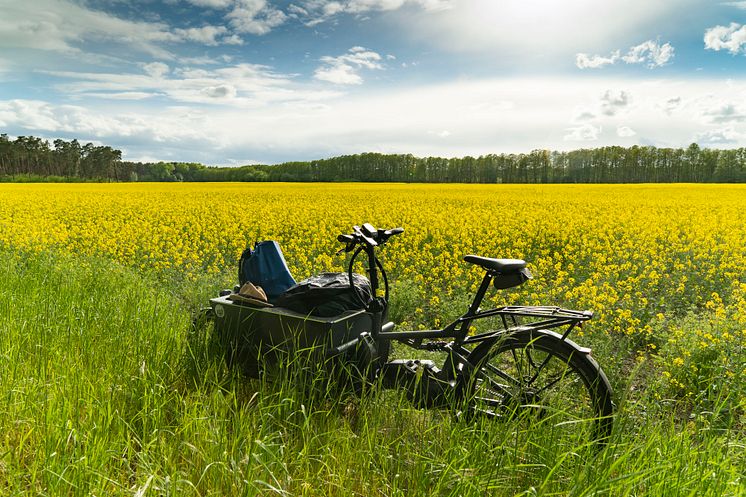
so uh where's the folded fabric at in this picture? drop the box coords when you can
[239,281,268,301]
[227,293,273,307]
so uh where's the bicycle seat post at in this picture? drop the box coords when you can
[454,271,494,342]
[468,271,494,314]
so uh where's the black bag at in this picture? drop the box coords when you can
[275,272,372,317]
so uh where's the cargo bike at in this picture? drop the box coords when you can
[206,223,614,443]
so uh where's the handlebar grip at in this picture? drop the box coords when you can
[386,227,404,236]
[338,234,354,244]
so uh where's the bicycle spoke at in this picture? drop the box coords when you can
[483,361,521,387]
[533,368,575,397]
[526,345,539,369]
[526,347,556,386]
[510,348,524,379]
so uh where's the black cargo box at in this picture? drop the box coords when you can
[210,295,373,377]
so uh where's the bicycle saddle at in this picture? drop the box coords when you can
[463,255,526,273]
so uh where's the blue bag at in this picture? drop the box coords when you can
[238,241,297,301]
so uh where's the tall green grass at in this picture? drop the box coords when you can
[0,250,743,495]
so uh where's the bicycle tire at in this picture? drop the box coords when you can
[458,329,613,445]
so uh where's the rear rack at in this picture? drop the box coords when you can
[496,305,593,320]
[380,305,593,344]
[463,304,593,322]
[458,305,593,345]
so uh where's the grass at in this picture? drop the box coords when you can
[0,249,744,496]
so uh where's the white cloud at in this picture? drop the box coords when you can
[294,0,451,26]
[178,54,238,65]
[0,100,65,130]
[703,103,746,123]
[575,52,619,69]
[600,90,630,116]
[84,92,157,100]
[663,96,682,114]
[287,4,310,16]
[0,0,175,58]
[222,34,244,45]
[43,62,340,106]
[343,0,451,13]
[704,22,746,54]
[695,126,743,145]
[201,84,238,98]
[0,0,254,65]
[571,90,631,124]
[314,47,384,84]
[0,99,215,144]
[572,109,597,122]
[179,55,223,65]
[226,0,287,35]
[143,62,170,78]
[322,1,346,15]
[313,64,363,84]
[173,25,229,45]
[4,77,746,163]
[415,0,452,11]
[576,40,674,69]
[564,123,601,141]
[617,125,636,137]
[621,40,675,67]
[186,0,235,7]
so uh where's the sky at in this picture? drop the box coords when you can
[2,0,746,165]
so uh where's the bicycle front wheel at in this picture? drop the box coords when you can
[459,329,613,445]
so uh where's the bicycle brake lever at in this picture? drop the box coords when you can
[336,243,355,256]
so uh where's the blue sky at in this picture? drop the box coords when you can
[2,0,746,164]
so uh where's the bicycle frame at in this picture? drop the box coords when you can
[359,250,593,368]
[339,227,597,390]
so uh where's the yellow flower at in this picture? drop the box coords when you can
[0,181,744,352]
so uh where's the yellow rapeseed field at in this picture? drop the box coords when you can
[2,182,745,388]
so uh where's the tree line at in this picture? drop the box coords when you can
[0,135,123,180]
[2,134,746,183]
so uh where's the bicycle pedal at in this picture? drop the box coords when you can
[381,359,438,384]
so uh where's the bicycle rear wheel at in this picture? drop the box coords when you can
[459,329,613,445]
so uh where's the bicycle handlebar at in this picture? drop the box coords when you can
[337,223,404,253]
[336,223,403,308]
[356,225,379,247]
